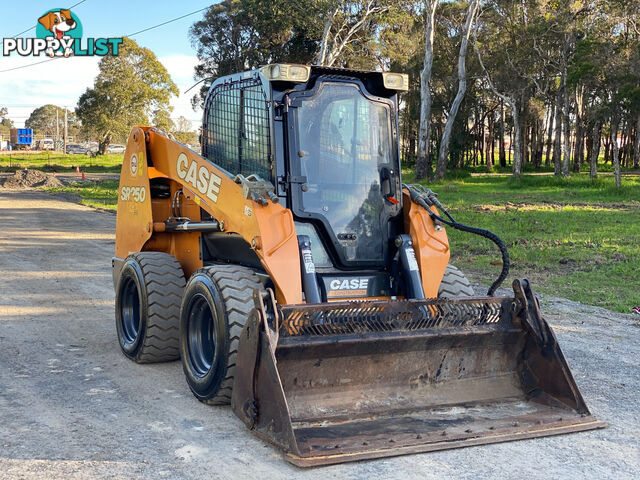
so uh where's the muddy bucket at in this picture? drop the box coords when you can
[232,280,605,467]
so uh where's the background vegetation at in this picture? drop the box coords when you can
[189,0,640,181]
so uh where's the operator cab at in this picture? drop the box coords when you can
[201,64,409,300]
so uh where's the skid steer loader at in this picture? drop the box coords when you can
[113,64,604,466]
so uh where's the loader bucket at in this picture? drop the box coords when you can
[232,280,605,467]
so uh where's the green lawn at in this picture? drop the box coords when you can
[403,171,640,313]
[0,152,123,172]
[44,171,640,313]
[45,180,120,210]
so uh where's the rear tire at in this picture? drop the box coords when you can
[115,252,185,363]
[180,265,265,405]
[438,264,474,298]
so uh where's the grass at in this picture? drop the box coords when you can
[43,168,640,313]
[0,152,123,172]
[403,170,640,313]
[402,153,640,175]
[45,180,120,210]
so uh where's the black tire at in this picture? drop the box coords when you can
[438,264,474,298]
[180,265,265,405]
[115,252,185,363]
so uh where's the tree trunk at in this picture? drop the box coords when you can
[434,0,479,179]
[416,0,439,180]
[98,133,111,155]
[499,100,506,167]
[508,125,512,164]
[573,88,584,172]
[611,116,621,187]
[586,123,592,170]
[589,121,600,179]
[479,116,485,166]
[487,112,494,172]
[545,102,554,167]
[552,87,562,175]
[317,12,334,66]
[535,119,542,167]
[623,120,631,168]
[561,65,571,176]
[529,118,537,168]
[634,112,640,169]
[512,103,523,176]
[522,114,529,166]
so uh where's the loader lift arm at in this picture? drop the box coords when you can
[114,127,303,304]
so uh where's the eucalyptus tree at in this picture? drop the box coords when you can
[434,0,480,179]
[416,0,439,180]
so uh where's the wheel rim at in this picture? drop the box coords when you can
[120,276,141,346]
[187,293,215,377]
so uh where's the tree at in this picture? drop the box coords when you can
[76,38,178,154]
[0,110,11,139]
[185,0,640,180]
[415,0,439,180]
[0,107,13,128]
[152,108,175,133]
[190,0,323,108]
[0,107,13,137]
[434,0,479,179]
[173,116,197,145]
[176,116,192,133]
[317,0,390,67]
[25,105,79,138]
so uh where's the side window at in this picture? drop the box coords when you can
[241,86,270,178]
[204,80,271,180]
[207,88,240,174]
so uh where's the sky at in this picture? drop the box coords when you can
[0,1,220,130]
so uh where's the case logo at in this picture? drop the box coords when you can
[327,277,369,298]
[176,152,222,203]
[130,155,138,176]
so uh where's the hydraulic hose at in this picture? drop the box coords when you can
[404,184,510,296]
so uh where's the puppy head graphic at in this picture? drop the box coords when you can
[38,9,76,40]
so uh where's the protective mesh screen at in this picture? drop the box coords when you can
[203,78,271,180]
[279,298,508,337]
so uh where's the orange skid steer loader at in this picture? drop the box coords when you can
[112,64,604,466]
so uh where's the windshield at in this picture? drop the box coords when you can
[296,82,394,263]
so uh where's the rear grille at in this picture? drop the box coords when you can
[279,298,510,337]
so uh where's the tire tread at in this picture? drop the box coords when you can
[131,252,185,363]
[193,264,265,405]
[438,264,474,298]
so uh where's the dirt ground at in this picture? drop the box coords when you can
[0,189,638,479]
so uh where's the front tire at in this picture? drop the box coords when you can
[115,252,185,363]
[438,264,474,298]
[180,265,265,405]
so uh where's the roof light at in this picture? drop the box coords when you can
[382,72,409,91]
[261,64,311,83]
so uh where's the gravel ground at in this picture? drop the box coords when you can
[0,189,638,479]
[1,170,64,188]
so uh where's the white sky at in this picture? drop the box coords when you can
[0,54,203,131]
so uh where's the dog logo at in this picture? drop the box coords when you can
[37,8,82,57]
[2,9,122,57]
[38,9,77,57]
